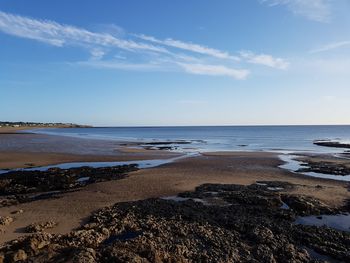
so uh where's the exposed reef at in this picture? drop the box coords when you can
[0,182,349,262]
[295,155,350,176]
[0,165,138,207]
[314,140,350,149]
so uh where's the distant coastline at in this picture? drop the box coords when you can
[0,121,91,134]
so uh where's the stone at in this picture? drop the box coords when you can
[12,249,27,262]
[0,216,13,226]
[25,221,57,233]
[11,209,24,215]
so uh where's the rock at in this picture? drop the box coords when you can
[0,197,19,207]
[72,248,97,263]
[0,164,139,207]
[27,233,53,255]
[254,245,277,263]
[12,249,27,262]
[11,209,24,215]
[282,195,332,215]
[0,216,13,226]
[250,226,275,243]
[25,221,57,233]
[0,183,349,262]
[314,140,350,149]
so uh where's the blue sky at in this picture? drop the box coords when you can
[1,0,350,126]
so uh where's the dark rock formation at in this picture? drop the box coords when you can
[314,140,350,149]
[0,182,349,262]
[297,160,350,176]
[0,164,138,207]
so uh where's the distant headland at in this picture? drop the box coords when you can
[0,121,91,133]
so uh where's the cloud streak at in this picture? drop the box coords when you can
[0,10,288,80]
[137,34,239,60]
[310,40,350,53]
[179,63,250,79]
[261,0,331,22]
[0,11,167,53]
[240,51,289,69]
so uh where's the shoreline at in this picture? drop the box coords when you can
[1,126,349,184]
[0,127,181,170]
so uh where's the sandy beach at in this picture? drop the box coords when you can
[0,129,349,244]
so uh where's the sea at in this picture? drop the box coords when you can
[30,125,350,154]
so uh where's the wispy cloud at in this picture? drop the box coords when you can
[261,0,331,22]
[136,34,239,60]
[0,11,167,53]
[240,51,289,69]
[0,10,288,80]
[310,40,350,53]
[178,63,250,79]
[76,60,164,71]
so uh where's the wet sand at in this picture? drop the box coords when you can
[0,129,349,244]
[0,130,179,169]
[0,151,349,243]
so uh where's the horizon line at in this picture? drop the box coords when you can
[87,124,350,128]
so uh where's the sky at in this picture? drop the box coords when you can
[1,0,350,126]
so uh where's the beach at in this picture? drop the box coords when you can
[2,1,350,260]
[0,127,349,246]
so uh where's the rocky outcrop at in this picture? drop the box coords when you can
[0,182,349,262]
[297,160,350,176]
[314,140,350,149]
[0,164,138,207]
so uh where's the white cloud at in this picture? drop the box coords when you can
[261,0,331,22]
[79,60,249,79]
[310,40,350,53]
[0,11,167,53]
[178,63,250,79]
[0,10,287,80]
[240,51,289,69]
[137,34,288,70]
[77,60,163,71]
[90,49,106,60]
[137,34,240,60]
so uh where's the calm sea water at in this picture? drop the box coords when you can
[31,126,350,154]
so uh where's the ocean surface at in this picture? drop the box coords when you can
[30,125,350,154]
